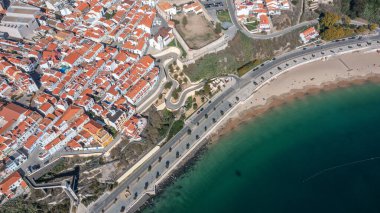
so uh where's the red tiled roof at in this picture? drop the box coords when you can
[0,172,24,197]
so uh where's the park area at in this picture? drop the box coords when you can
[174,13,221,49]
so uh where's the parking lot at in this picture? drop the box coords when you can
[200,0,227,22]
[202,0,226,10]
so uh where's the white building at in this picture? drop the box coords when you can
[149,27,174,50]
[143,0,159,6]
[157,2,177,20]
[299,27,319,43]
[0,3,40,40]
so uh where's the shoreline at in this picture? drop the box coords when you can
[208,49,380,143]
[208,74,380,144]
[132,49,380,212]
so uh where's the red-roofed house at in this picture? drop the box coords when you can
[0,103,28,135]
[138,14,155,34]
[300,27,319,43]
[83,120,113,147]
[259,14,271,32]
[183,1,203,14]
[62,51,82,67]
[54,105,84,132]
[157,2,177,20]
[0,171,28,203]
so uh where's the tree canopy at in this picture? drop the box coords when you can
[320,12,341,28]
[320,26,354,41]
[341,0,380,24]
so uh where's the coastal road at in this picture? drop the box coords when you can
[226,0,319,39]
[242,34,380,85]
[91,33,380,213]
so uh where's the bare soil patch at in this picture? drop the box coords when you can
[174,13,221,49]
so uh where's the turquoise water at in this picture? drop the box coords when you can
[144,83,380,213]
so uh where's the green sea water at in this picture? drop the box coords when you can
[143,83,380,213]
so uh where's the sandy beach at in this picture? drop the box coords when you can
[209,49,380,142]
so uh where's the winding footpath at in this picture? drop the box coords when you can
[140,48,206,111]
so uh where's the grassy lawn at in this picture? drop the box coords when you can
[183,30,302,81]
[244,21,258,31]
[217,10,232,23]
[168,39,176,47]
[167,119,185,140]
[168,39,187,58]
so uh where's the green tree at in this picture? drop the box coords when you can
[203,83,211,96]
[355,25,368,33]
[342,15,351,26]
[320,12,341,28]
[193,103,198,110]
[164,81,173,89]
[368,23,378,31]
[172,90,179,99]
[321,26,354,41]
[185,96,193,110]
